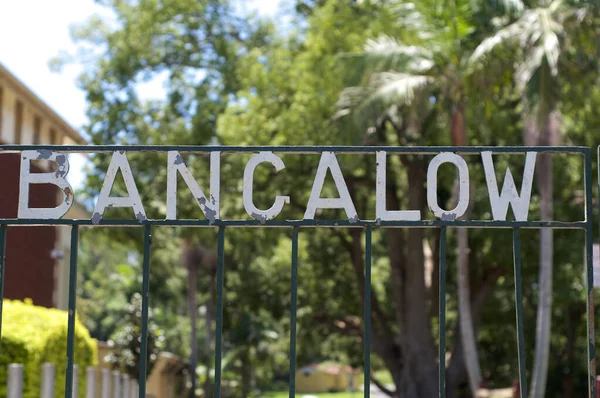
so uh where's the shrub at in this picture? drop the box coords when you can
[0,299,97,398]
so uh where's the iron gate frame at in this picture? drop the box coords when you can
[0,144,596,398]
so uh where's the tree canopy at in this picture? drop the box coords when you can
[60,0,600,397]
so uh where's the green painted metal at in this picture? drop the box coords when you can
[214,226,226,398]
[0,145,596,398]
[364,227,372,398]
[512,227,527,398]
[65,226,79,398]
[439,227,447,398]
[0,144,589,154]
[139,225,152,398]
[289,227,299,398]
[0,218,587,228]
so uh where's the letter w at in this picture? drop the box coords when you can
[482,151,537,221]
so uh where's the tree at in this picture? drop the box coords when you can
[106,293,166,379]
[334,0,496,393]
[470,1,600,395]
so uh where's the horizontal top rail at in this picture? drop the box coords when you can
[0,218,588,228]
[0,144,591,154]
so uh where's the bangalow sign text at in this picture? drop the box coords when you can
[14,148,543,224]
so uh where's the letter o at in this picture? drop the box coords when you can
[427,153,469,220]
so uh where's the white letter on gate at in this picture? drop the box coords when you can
[243,152,289,221]
[481,151,537,221]
[92,151,146,224]
[376,151,420,221]
[166,151,220,222]
[18,150,73,219]
[427,153,469,220]
[304,152,358,221]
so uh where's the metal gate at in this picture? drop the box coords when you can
[0,144,596,398]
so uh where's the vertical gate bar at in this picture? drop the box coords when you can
[288,227,299,398]
[587,148,597,398]
[439,226,447,398]
[513,228,528,398]
[214,226,225,398]
[364,227,372,398]
[65,225,79,398]
[0,224,7,345]
[139,224,152,398]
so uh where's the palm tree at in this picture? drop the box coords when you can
[336,1,485,394]
[470,1,598,395]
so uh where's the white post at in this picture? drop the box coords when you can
[86,367,96,398]
[41,363,56,398]
[7,364,23,398]
[122,375,130,398]
[112,371,121,398]
[131,380,139,398]
[101,369,110,398]
[72,365,79,398]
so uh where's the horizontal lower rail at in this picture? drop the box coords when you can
[0,219,589,228]
[0,144,590,154]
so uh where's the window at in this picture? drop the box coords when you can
[0,86,3,138]
[33,116,41,145]
[50,128,57,145]
[14,100,23,144]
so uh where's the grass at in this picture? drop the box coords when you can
[264,393,362,398]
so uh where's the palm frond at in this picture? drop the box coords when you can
[363,72,434,108]
[469,13,534,64]
[339,35,434,79]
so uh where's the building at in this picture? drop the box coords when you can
[0,62,87,309]
[295,362,360,394]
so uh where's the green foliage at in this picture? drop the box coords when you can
[105,293,165,379]
[0,299,97,398]
[63,0,600,396]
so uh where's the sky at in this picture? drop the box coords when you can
[0,0,282,188]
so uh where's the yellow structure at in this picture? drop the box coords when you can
[295,362,360,394]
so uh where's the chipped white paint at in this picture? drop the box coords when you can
[18,150,73,219]
[304,152,358,221]
[166,151,220,221]
[14,149,544,222]
[92,151,146,224]
[427,153,469,220]
[243,152,290,221]
[376,151,420,221]
[482,151,536,221]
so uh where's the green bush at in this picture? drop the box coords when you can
[0,299,97,398]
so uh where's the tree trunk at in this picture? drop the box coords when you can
[205,272,215,398]
[188,265,198,398]
[398,162,438,397]
[241,347,251,398]
[530,151,553,398]
[529,110,558,398]
[451,102,482,397]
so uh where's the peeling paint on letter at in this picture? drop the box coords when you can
[18,150,73,219]
[243,152,290,221]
